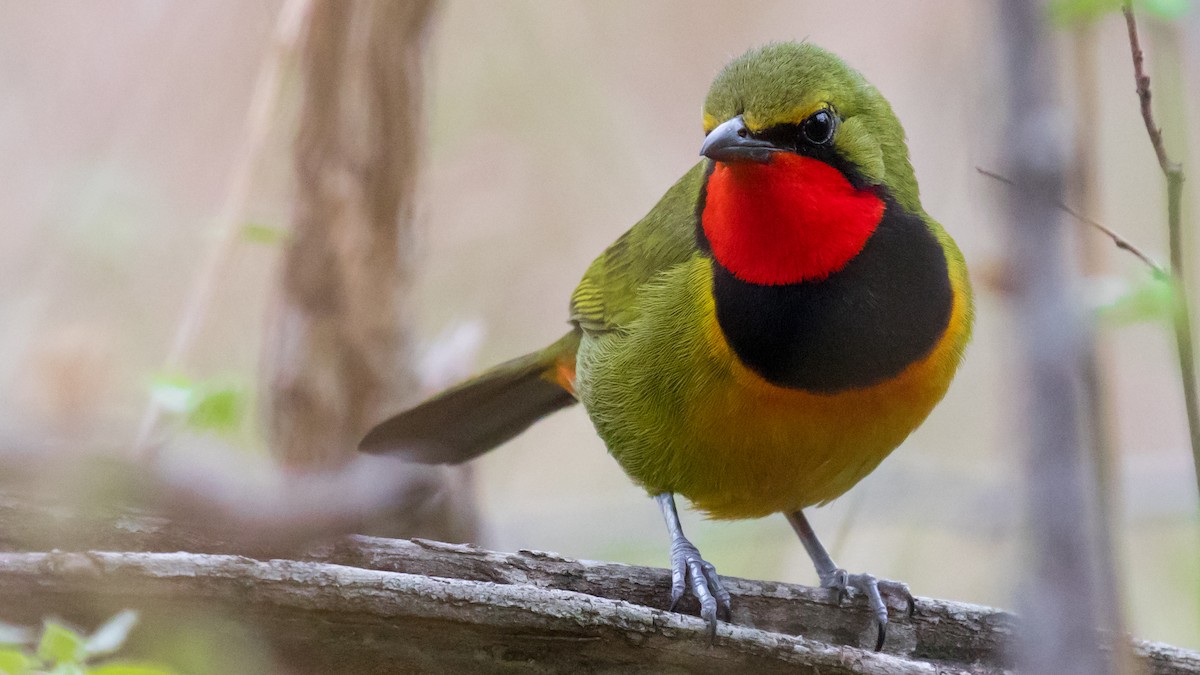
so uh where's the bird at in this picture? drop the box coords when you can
[361,41,973,651]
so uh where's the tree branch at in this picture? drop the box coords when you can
[1121,1,1200,511]
[1122,6,1177,176]
[0,550,972,675]
[0,494,1197,674]
[975,166,1166,278]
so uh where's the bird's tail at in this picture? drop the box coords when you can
[359,329,581,463]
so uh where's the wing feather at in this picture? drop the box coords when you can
[570,161,709,332]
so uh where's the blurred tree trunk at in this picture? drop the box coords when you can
[263,0,477,542]
[1069,25,1135,672]
[998,1,1112,673]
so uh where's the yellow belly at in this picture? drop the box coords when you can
[577,255,973,519]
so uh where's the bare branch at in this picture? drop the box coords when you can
[0,550,981,675]
[0,463,1196,673]
[1121,4,1178,175]
[0,438,474,552]
[1121,1,1200,511]
[975,167,1167,278]
[0,525,1196,674]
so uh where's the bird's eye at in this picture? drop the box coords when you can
[801,110,836,145]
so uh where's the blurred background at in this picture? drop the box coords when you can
[0,0,1197,659]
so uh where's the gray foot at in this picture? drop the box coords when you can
[655,492,732,640]
[668,535,732,639]
[819,568,915,651]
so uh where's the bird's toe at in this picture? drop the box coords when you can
[668,537,730,638]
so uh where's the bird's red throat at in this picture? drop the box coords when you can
[701,153,885,285]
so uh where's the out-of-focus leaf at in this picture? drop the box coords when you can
[1143,0,1191,18]
[1049,0,1191,24]
[84,612,138,658]
[48,663,84,675]
[149,375,248,436]
[240,222,288,245]
[36,623,84,665]
[1049,0,1122,24]
[0,648,36,675]
[186,386,246,434]
[149,374,198,414]
[1095,273,1174,326]
[142,614,275,675]
[88,663,180,675]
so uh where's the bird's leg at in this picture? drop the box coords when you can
[786,510,914,651]
[655,492,731,638]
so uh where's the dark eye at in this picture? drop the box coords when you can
[801,110,835,145]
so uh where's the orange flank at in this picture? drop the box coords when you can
[550,351,577,396]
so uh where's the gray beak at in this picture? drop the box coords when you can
[700,115,778,163]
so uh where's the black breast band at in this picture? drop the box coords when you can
[709,195,954,393]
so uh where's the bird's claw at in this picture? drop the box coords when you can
[818,568,913,651]
[668,536,731,640]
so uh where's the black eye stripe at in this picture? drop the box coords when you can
[744,110,872,191]
[750,109,838,152]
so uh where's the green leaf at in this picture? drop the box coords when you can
[1095,274,1175,326]
[0,648,37,675]
[240,222,288,245]
[185,386,246,434]
[36,623,85,665]
[84,612,138,658]
[1048,0,1123,24]
[148,375,248,436]
[149,374,198,414]
[1048,0,1191,24]
[88,663,180,675]
[1142,0,1191,19]
[48,663,84,675]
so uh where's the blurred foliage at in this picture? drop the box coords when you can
[0,612,177,675]
[131,612,277,675]
[240,222,288,245]
[1049,0,1192,24]
[149,373,248,438]
[1095,273,1176,326]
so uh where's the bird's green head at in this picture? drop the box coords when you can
[701,42,920,213]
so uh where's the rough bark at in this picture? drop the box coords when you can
[0,550,965,675]
[0,495,1197,675]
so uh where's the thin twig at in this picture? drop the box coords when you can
[1122,6,1177,175]
[130,0,312,459]
[975,167,1167,278]
[1121,2,1200,508]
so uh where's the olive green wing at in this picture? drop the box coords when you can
[570,161,709,332]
